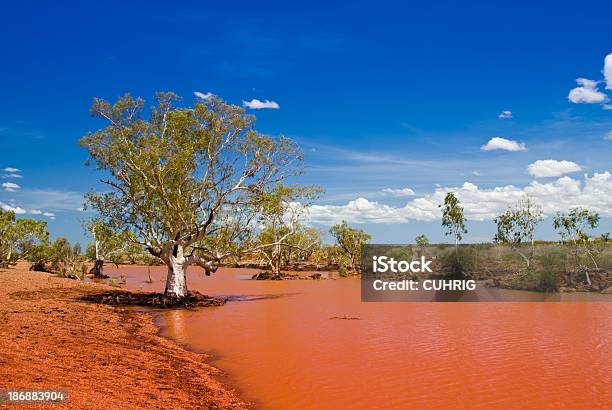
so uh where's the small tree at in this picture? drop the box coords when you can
[415,234,429,247]
[553,207,602,285]
[253,185,320,274]
[439,192,467,256]
[282,226,321,266]
[493,196,543,271]
[329,221,371,273]
[0,209,49,267]
[415,234,429,258]
[85,218,136,278]
[81,92,310,297]
[47,237,83,278]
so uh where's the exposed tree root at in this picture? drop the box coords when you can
[79,289,226,308]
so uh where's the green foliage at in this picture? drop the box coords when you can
[415,234,429,247]
[28,237,84,278]
[439,192,467,250]
[80,92,314,294]
[337,263,350,277]
[253,184,321,273]
[553,207,604,271]
[438,246,477,277]
[0,209,49,267]
[534,247,566,290]
[493,195,543,270]
[385,246,413,262]
[329,221,371,273]
[503,270,560,292]
[84,218,138,264]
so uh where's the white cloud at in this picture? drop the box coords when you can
[0,202,57,218]
[568,78,608,104]
[242,99,280,109]
[0,202,26,214]
[527,160,581,178]
[605,131,612,141]
[194,91,213,100]
[301,172,612,225]
[498,110,513,119]
[472,171,482,176]
[481,137,527,152]
[2,182,21,192]
[1,173,22,178]
[604,53,612,91]
[306,197,411,224]
[5,189,83,211]
[381,187,415,197]
[3,167,20,172]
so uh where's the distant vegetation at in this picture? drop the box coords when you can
[0,93,609,295]
[0,208,48,268]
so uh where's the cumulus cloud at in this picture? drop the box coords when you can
[0,202,26,214]
[194,91,213,100]
[527,160,581,178]
[481,137,527,152]
[498,110,513,119]
[381,187,415,197]
[604,53,612,91]
[242,99,280,109]
[605,131,612,140]
[1,173,22,178]
[3,167,20,172]
[568,78,608,104]
[300,172,612,225]
[0,203,56,218]
[2,182,21,192]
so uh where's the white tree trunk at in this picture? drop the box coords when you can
[164,246,188,297]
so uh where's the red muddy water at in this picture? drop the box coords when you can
[109,266,612,409]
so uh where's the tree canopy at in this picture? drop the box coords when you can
[81,92,314,296]
[329,221,371,274]
[494,195,543,270]
[0,209,49,267]
[439,192,467,253]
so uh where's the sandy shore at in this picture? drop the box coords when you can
[0,262,248,409]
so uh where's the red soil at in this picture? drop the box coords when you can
[0,262,248,409]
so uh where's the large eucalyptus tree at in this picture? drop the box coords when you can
[81,92,310,297]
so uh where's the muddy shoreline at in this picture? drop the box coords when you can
[0,262,249,409]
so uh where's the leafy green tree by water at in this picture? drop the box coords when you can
[81,92,311,297]
[254,184,320,274]
[439,192,467,256]
[85,218,138,277]
[553,207,606,285]
[0,209,49,267]
[329,221,371,274]
[493,195,543,271]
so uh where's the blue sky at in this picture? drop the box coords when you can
[1,0,611,245]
